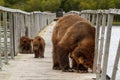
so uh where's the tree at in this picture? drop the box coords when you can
[4,0,29,10]
[0,0,4,6]
[25,0,61,12]
[79,0,97,10]
[114,0,120,8]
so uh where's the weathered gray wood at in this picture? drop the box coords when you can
[17,13,22,53]
[27,15,30,37]
[9,12,14,59]
[36,13,40,34]
[111,40,120,80]
[101,14,114,80]
[0,12,2,69]
[20,14,25,37]
[93,13,101,72]
[25,15,28,36]
[13,12,19,55]
[96,14,106,80]
[30,13,34,38]
[92,14,96,25]
[3,11,8,64]
[34,13,37,35]
[39,13,42,31]
[88,14,91,22]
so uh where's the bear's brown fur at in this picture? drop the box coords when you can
[19,36,32,53]
[32,36,45,58]
[52,14,95,72]
[71,29,95,72]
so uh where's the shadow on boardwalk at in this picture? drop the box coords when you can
[0,22,95,80]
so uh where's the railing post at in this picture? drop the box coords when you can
[0,12,2,69]
[16,12,20,54]
[96,13,106,80]
[9,12,14,59]
[36,13,40,34]
[3,11,8,64]
[20,14,25,37]
[27,15,31,37]
[25,15,28,36]
[13,12,19,55]
[93,13,101,72]
[92,14,96,25]
[30,13,34,38]
[101,13,114,80]
[111,40,120,80]
[39,12,42,31]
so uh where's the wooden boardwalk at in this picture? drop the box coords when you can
[0,22,95,80]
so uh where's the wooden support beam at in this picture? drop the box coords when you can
[3,11,8,64]
[9,12,15,59]
[111,40,120,80]
[0,12,2,69]
[93,13,101,72]
[101,14,114,80]
[96,14,106,80]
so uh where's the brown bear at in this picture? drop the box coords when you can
[32,36,45,58]
[52,14,95,72]
[19,36,32,53]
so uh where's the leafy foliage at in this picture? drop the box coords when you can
[0,0,4,6]
[0,0,120,12]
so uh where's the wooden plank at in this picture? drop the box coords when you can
[0,12,2,69]
[88,14,91,22]
[33,13,37,36]
[36,13,40,34]
[30,13,34,38]
[92,14,96,25]
[9,12,14,59]
[17,13,22,53]
[101,14,114,80]
[93,13,101,72]
[96,14,106,80]
[13,12,18,55]
[111,40,120,80]
[19,14,23,37]
[3,11,8,64]
[27,15,31,37]
[39,13,42,31]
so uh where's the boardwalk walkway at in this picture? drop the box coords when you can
[0,22,95,80]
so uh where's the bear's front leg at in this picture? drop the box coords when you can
[56,46,72,72]
[34,51,39,58]
[52,46,61,70]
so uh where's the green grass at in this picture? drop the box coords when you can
[112,22,120,26]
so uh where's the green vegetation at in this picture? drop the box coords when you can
[0,0,120,12]
[0,0,120,25]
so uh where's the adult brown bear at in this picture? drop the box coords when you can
[19,36,32,53]
[52,14,95,72]
[32,36,45,58]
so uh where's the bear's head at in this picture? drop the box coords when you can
[32,36,42,52]
[71,41,95,71]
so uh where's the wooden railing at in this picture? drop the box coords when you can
[68,9,120,80]
[0,6,56,69]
